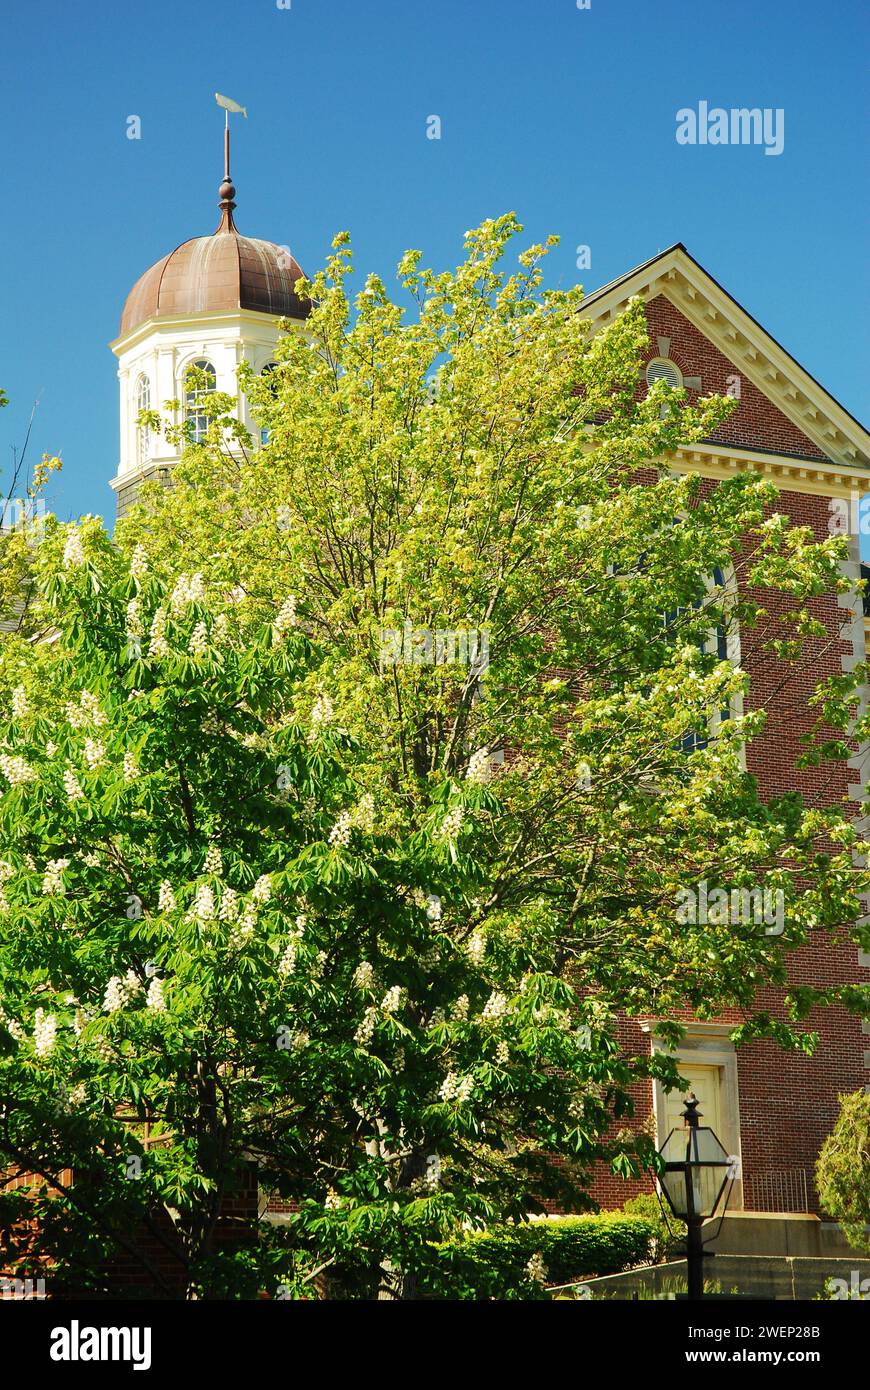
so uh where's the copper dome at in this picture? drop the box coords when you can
[120,175,308,336]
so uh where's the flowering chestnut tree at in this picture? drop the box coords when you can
[0,217,868,1298]
[0,523,673,1298]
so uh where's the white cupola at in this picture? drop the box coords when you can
[110,135,308,517]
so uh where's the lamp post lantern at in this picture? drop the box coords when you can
[657,1094,735,1300]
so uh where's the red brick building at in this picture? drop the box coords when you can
[576,245,870,1241]
[16,208,862,1280]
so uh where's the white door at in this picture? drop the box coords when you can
[662,1063,722,1144]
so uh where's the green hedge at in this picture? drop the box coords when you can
[418,1214,657,1300]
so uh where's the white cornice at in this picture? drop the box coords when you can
[108,461,174,494]
[580,247,870,473]
[110,308,302,357]
[670,442,870,498]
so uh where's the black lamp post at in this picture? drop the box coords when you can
[657,1094,734,1300]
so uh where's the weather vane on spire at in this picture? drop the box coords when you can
[214,93,247,233]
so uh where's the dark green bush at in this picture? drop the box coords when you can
[417,1213,657,1300]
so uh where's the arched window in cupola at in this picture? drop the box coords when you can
[136,373,151,468]
[184,359,216,444]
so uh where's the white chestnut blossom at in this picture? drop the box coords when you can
[123,750,138,782]
[232,904,257,941]
[352,793,375,834]
[129,544,149,583]
[380,985,403,1014]
[348,795,372,834]
[439,1071,474,1103]
[148,607,169,659]
[0,1007,26,1042]
[11,686,27,720]
[158,880,176,912]
[353,961,375,990]
[273,595,298,642]
[451,994,470,1021]
[146,977,166,1013]
[228,917,255,950]
[328,810,352,848]
[0,753,37,786]
[102,976,127,1013]
[42,858,70,895]
[189,621,209,658]
[202,845,223,876]
[63,768,84,802]
[278,939,299,977]
[310,692,334,732]
[354,1006,378,1047]
[169,572,206,612]
[466,929,486,966]
[276,939,297,976]
[252,873,272,904]
[218,887,239,921]
[465,748,492,786]
[189,883,216,921]
[33,1008,57,1058]
[63,527,86,569]
[126,598,144,640]
[66,691,106,729]
[84,738,105,770]
[526,1252,548,1286]
[481,991,509,1022]
[437,806,464,842]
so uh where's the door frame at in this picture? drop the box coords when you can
[640,1020,744,1211]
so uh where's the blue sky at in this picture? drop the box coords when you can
[1,0,867,530]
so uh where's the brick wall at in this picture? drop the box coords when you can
[587,298,868,1216]
[645,295,827,460]
[1,1164,260,1299]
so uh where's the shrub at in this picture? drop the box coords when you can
[417,1213,657,1299]
[816,1090,870,1252]
[621,1193,686,1262]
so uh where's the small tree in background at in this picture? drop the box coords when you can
[0,389,61,637]
[816,1091,870,1253]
